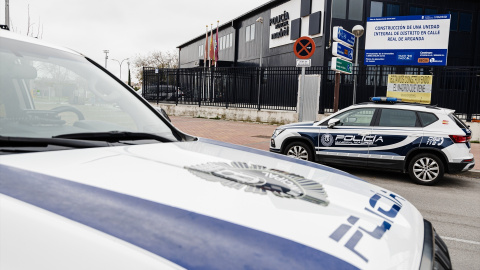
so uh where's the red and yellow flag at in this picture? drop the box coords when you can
[209,24,214,66]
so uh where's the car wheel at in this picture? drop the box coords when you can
[408,153,444,185]
[284,141,313,161]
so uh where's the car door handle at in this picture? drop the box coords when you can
[358,131,370,136]
[408,134,422,137]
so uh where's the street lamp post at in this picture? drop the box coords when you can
[103,50,109,68]
[127,60,131,86]
[5,0,10,29]
[256,17,264,110]
[111,58,129,80]
[352,25,364,105]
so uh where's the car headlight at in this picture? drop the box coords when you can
[272,128,285,138]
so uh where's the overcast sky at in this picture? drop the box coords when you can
[1,0,270,83]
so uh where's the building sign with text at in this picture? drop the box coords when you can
[269,0,325,49]
[387,74,433,104]
[365,15,451,66]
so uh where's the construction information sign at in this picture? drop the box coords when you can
[364,15,450,66]
[387,74,433,104]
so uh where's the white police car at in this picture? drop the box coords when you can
[270,97,475,185]
[0,30,452,269]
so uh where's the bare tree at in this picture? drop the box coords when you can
[23,4,43,38]
[132,50,178,83]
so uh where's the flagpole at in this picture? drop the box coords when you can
[215,20,219,68]
[203,25,208,102]
[204,25,208,69]
[209,24,213,68]
[209,24,213,101]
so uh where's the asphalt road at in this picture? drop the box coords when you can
[169,115,480,270]
[334,167,480,270]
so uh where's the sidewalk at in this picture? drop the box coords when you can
[169,116,480,173]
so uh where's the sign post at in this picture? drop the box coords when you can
[294,36,316,122]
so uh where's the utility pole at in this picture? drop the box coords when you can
[127,60,131,86]
[352,25,364,105]
[103,50,109,68]
[5,0,10,28]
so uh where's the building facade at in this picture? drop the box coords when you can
[178,0,480,68]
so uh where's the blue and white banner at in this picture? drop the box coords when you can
[364,15,451,66]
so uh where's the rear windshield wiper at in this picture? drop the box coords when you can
[53,131,174,143]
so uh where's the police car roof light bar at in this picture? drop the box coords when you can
[370,97,401,103]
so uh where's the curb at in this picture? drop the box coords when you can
[454,169,480,179]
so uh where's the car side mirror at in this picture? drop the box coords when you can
[155,107,171,122]
[328,118,340,128]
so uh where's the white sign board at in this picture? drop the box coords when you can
[296,59,312,67]
[364,15,451,66]
[269,0,325,48]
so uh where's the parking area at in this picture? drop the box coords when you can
[170,115,480,171]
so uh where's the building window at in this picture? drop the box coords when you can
[333,0,363,20]
[220,33,233,49]
[448,11,459,31]
[424,8,437,15]
[246,24,255,42]
[370,1,383,17]
[250,24,255,41]
[198,44,204,57]
[409,6,422,15]
[385,4,400,16]
[333,0,347,19]
[459,12,472,32]
[410,6,438,15]
[371,2,400,17]
[348,0,363,21]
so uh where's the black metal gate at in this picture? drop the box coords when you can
[143,66,480,121]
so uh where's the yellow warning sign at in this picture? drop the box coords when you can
[387,74,433,104]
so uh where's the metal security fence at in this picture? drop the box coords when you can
[143,66,480,121]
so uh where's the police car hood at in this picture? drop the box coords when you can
[0,138,424,270]
[278,121,317,128]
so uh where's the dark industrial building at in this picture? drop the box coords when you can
[143,0,479,121]
[178,0,480,68]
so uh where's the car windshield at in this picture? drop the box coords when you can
[0,35,176,141]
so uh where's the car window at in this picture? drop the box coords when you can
[448,113,469,129]
[378,109,417,127]
[332,108,376,126]
[418,112,438,127]
[0,36,176,140]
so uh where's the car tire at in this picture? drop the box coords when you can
[284,141,314,161]
[408,153,444,185]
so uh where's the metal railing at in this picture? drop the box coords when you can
[143,66,480,121]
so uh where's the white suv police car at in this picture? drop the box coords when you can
[270,97,475,185]
[1,30,452,269]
